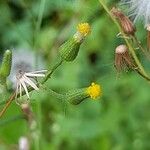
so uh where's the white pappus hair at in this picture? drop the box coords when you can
[121,0,150,28]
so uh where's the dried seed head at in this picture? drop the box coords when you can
[115,44,128,54]
[115,45,134,72]
[111,7,136,35]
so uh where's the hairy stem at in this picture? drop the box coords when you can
[132,36,150,61]
[42,86,65,100]
[41,58,63,84]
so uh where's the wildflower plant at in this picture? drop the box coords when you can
[0,23,102,118]
[0,22,102,149]
[1,0,150,149]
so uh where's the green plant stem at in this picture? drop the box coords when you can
[132,36,150,61]
[41,58,63,84]
[34,1,46,149]
[42,86,65,100]
[35,101,42,150]
[36,0,46,34]
[135,69,150,81]
[0,92,16,118]
[126,40,148,77]
[34,0,46,68]
[98,0,150,81]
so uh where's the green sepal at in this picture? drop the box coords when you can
[66,88,89,105]
[59,37,81,62]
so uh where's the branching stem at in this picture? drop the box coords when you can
[98,0,150,81]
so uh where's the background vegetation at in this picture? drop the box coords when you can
[0,0,150,149]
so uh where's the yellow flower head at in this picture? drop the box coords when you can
[86,82,102,99]
[77,23,91,36]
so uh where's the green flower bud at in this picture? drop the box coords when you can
[59,23,91,62]
[66,82,102,105]
[0,50,12,83]
[66,88,88,105]
[59,37,81,62]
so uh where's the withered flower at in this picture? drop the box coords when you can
[15,69,47,101]
[111,7,136,36]
[115,45,134,72]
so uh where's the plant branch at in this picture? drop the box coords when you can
[132,36,150,61]
[41,58,63,84]
[0,92,16,118]
[98,0,150,81]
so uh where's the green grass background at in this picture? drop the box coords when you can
[0,0,150,149]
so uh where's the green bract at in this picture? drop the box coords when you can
[66,88,88,105]
[0,50,12,84]
[59,37,81,62]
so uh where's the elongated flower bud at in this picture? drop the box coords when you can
[66,89,88,105]
[59,23,91,62]
[111,7,136,36]
[0,50,12,83]
[66,82,102,105]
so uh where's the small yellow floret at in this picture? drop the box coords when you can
[77,23,91,36]
[86,82,102,99]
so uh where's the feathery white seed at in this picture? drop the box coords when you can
[121,0,150,28]
[15,70,47,100]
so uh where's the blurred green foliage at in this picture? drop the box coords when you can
[0,0,150,150]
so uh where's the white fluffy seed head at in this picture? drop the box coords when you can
[115,45,128,54]
[121,0,150,28]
